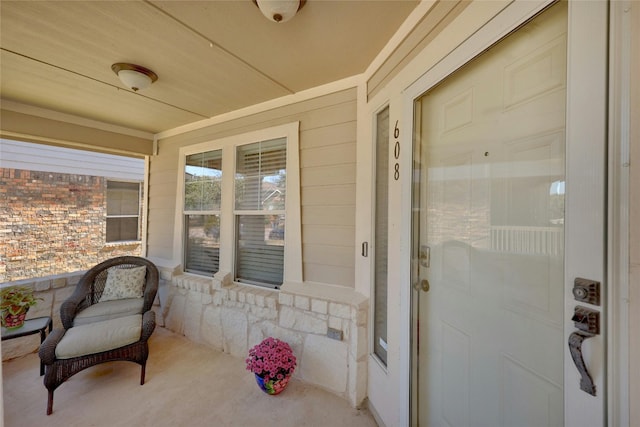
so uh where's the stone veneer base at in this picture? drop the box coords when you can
[163,271,368,407]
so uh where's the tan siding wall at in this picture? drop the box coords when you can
[629,3,640,425]
[147,154,180,260]
[148,88,357,288]
[367,0,470,100]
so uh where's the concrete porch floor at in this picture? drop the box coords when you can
[2,327,378,427]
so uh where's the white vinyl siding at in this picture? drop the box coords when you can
[0,139,144,180]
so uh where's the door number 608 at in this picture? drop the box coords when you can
[393,121,400,181]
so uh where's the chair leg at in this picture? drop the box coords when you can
[140,363,146,385]
[47,390,54,415]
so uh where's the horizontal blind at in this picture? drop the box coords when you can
[235,138,286,211]
[106,181,141,242]
[106,217,139,242]
[107,181,140,215]
[236,215,284,287]
[235,138,286,288]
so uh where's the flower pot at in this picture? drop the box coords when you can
[255,373,291,395]
[2,308,28,329]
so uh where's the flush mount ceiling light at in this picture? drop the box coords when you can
[253,0,306,23]
[111,63,158,92]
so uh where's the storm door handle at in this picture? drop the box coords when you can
[568,331,596,396]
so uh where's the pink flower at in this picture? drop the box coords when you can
[246,337,297,382]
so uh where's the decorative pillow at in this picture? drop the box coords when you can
[99,266,146,302]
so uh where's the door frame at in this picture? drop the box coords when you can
[606,2,634,425]
[399,1,611,426]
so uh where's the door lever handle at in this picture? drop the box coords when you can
[568,331,596,396]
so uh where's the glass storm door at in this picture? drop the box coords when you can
[410,2,607,426]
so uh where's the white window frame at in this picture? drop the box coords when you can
[106,179,142,243]
[175,122,302,286]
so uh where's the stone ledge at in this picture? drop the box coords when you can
[280,281,368,309]
[1,271,84,290]
[173,274,215,293]
[102,241,142,248]
[225,284,278,309]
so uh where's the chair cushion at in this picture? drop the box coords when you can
[73,298,144,326]
[99,265,146,302]
[55,314,142,360]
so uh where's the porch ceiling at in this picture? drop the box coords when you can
[0,0,418,135]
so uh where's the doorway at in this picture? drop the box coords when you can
[409,2,607,426]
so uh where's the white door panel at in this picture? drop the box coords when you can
[409,2,607,426]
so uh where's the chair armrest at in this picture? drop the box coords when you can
[60,299,83,329]
[38,329,66,365]
[60,285,92,329]
[141,265,159,314]
[60,273,98,328]
[140,310,156,342]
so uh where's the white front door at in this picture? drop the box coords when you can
[409,2,607,426]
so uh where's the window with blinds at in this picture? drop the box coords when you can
[106,181,141,242]
[234,138,286,288]
[184,150,222,275]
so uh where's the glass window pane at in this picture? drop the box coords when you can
[235,138,286,211]
[235,214,284,288]
[185,150,222,211]
[374,106,389,365]
[185,214,220,275]
[106,217,139,242]
[107,181,140,215]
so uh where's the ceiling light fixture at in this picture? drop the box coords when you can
[253,0,306,23]
[111,63,158,92]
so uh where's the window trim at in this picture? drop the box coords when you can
[175,122,302,286]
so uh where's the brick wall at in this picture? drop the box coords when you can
[0,168,141,282]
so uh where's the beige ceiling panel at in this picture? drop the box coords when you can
[0,0,419,134]
[153,0,420,92]
[0,1,290,126]
[0,51,202,133]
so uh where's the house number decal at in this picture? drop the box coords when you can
[393,120,400,181]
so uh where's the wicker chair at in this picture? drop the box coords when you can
[38,256,159,415]
[60,256,158,329]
